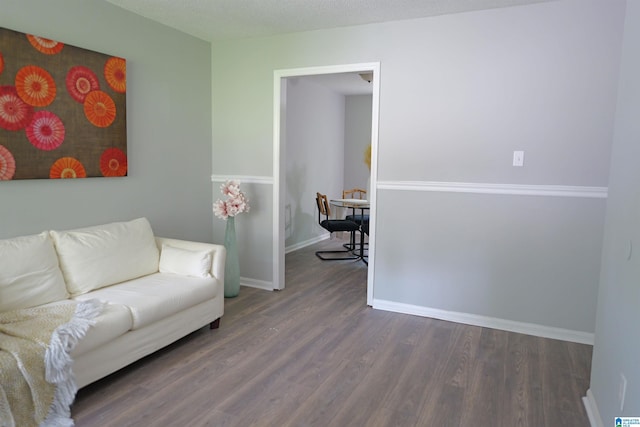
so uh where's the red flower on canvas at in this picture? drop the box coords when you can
[0,86,34,131]
[15,65,57,107]
[26,110,66,151]
[84,90,116,127]
[27,34,64,55]
[104,57,126,93]
[66,66,100,103]
[100,147,127,177]
[50,157,86,179]
[0,145,16,180]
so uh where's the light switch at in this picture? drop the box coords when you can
[513,151,524,167]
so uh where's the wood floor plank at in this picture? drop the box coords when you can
[284,358,372,427]
[459,328,508,426]
[500,333,545,427]
[330,341,416,426]
[541,338,591,427]
[374,318,453,422]
[72,237,592,426]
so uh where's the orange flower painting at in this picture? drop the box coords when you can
[84,90,116,128]
[0,26,126,179]
[50,157,86,179]
[27,34,64,55]
[15,65,57,107]
[104,57,126,93]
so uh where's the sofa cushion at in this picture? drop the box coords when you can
[159,244,212,278]
[72,273,219,330]
[72,302,133,357]
[50,218,160,296]
[0,232,69,312]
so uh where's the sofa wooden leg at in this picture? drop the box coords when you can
[210,318,220,329]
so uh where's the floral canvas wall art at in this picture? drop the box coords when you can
[0,27,127,180]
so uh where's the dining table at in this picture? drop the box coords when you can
[329,198,370,262]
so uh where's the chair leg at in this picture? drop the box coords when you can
[344,239,368,251]
[360,227,368,265]
[342,230,358,250]
[316,231,361,261]
[315,249,360,261]
[343,221,369,252]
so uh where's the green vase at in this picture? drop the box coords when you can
[223,216,241,298]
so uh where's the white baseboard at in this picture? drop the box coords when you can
[372,299,594,345]
[583,389,604,427]
[285,234,329,254]
[240,277,273,291]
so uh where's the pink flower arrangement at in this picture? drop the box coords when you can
[213,180,250,220]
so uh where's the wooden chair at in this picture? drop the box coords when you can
[342,188,369,251]
[342,188,367,200]
[315,192,361,261]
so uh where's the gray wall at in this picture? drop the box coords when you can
[375,190,606,331]
[589,1,640,420]
[344,95,372,193]
[1,0,212,241]
[285,78,345,249]
[211,0,624,335]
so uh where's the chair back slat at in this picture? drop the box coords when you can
[342,188,367,199]
[316,192,331,219]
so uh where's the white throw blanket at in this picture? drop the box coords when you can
[0,300,103,427]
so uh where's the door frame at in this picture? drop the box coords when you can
[272,62,380,306]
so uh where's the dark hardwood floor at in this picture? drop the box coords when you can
[71,237,592,426]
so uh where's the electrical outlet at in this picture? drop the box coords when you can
[619,373,627,412]
[513,151,524,167]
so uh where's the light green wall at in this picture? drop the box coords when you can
[1,0,212,241]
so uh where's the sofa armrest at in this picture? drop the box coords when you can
[155,237,226,283]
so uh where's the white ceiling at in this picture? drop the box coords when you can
[105,0,552,42]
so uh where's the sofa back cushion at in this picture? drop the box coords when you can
[0,232,69,312]
[50,217,160,296]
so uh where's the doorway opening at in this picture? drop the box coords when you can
[272,63,380,306]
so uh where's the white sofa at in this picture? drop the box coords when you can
[0,217,225,389]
